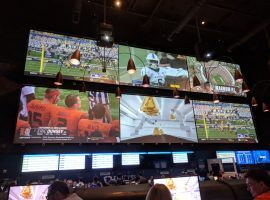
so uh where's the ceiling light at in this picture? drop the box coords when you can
[79,82,86,93]
[234,69,243,83]
[184,94,190,104]
[173,88,180,98]
[70,49,81,65]
[201,21,206,25]
[115,87,121,98]
[263,103,269,112]
[192,75,201,89]
[142,75,150,87]
[115,0,121,7]
[127,58,136,74]
[54,71,63,86]
[242,81,250,93]
[206,52,211,58]
[251,97,258,107]
[213,93,219,104]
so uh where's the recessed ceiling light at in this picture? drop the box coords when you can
[115,0,121,7]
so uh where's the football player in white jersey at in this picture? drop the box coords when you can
[141,53,167,86]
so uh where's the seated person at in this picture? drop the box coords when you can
[245,168,270,200]
[90,176,103,188]
[145,184,172,200]
[47,181,82,200]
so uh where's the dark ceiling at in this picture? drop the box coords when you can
[0,0,270,148]
[0,0,269,82]
[1,0,270,60]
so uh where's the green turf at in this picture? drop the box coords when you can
[212,74,226,86]
[196,123,256,139]
[25,52,118,80]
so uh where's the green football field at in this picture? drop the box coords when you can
[196,122,256,139]
[25,51,118,81]
[212,74,226,86]
[35,87,119,120]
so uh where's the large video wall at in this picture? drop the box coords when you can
[24,30,245,96]
[15,86,256,144]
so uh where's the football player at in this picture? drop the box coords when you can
[27,88,60,128]
[141,53,166,86]
[49,94,87,136]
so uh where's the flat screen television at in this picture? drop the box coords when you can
[172,152,189,163]
[120,94,197,143]
[216,151,236,163]
[187,56,245,96]
[119,45,190,90]
[14,86,120,143]
[92,154,114,169]
[22,154,59,172]
[154,176,201,200]
[121,153,140,166]
[235,151,254,165]
[59,154,87,170]
[193,101,257,143]
[252,150,270,164]
[24,30,119,84]
[8,185,49,200]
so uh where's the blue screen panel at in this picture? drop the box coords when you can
[235,151,254,165]
[253,150,270,164]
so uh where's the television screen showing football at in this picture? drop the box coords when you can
[119,45,190,90]
[24,30,119,84]
[187,56,245,96]
[14,86,120,143]
[193,101,257,143]
[120,94,197,143]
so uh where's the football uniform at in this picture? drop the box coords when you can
[78,119,113,137]
[16,119,30,136]
[50,107,86,136]
[141,67,166,86]
[27,99,56,128]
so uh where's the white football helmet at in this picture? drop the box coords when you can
[146,53,160,69]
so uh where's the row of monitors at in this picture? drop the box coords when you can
[22,152,193,172]
[24,30,245,97]
[22,150,269,173]
[15,86,257,144]
[8,176,201,200]
[216,150,270,165]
